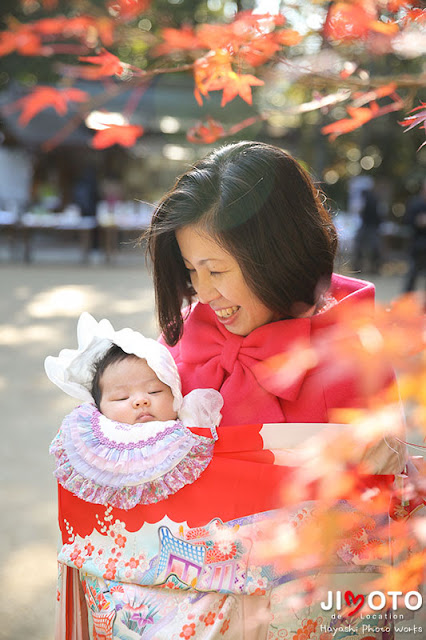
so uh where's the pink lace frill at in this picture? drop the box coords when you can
[49,403,215,510]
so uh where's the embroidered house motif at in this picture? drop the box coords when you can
[156,521,252,593]
[197,556,237,592]
[157,526,206,586]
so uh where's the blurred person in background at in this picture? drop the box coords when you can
[403,179,426,294]
[352,183,382,274]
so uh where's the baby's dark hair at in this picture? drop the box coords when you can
[91,344,135,410]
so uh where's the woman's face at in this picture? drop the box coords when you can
[176,225,278,336]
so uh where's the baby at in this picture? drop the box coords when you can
[91,344,179,425]
[46,312,222,510]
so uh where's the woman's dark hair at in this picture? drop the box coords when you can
[144,140,338,346]
[91,344,134,410]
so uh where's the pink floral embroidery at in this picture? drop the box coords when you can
[204,611,216,626]
[85,542,95,556]
[180,623,196,639]
[103,557,118,580]
[70,547,81,561]
[293,618,318,640]
[125,557,139,568]
[186,526,209,540]
[110,584,124,594]
[205,541,237,563]
[164,579,180,590]
[115,534,127,548]
[220,618,230,635]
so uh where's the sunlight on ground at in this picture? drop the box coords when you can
[108,293,155,314]
[26,285,102,318]
[0,323,61,345]
[0,543,57,607]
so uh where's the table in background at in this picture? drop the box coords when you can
[0,211,19,259]
[97,209,153,263]
[19,213,97,263]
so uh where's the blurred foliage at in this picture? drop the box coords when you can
[1,0,426,210]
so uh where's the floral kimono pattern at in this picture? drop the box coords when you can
[53,420,409,640]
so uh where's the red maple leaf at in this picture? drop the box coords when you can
[107,0,151,22]
[197,11,285,55]
[0,32,18,57]
[369,19,399,35]
[153,26,202,57]
[94,18,116,47]
[63,16,98,40]
[15,87,88,126]
[31,14,115,47]
[194,48,264,107]
[187,117,225,144]
[79,49,125,78]
[0,28,42,57]
[91,124,144,149]
[321,106,376,140]
[387,0,416,12]
[400,102,426,149]
[193,50,233,106]
[352,82,398,105]
[403,7,426,23]
[219,72,264,107]
[277,28,302,45]
[32,17,69,36]
[324,2,375,41]
[197,24,235,51]
[238,33,280,67]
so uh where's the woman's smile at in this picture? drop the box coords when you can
[214,305,240,319]
[176,225,278,336]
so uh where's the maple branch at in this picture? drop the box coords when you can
[55,61,194,81]
[41,60,196,149]
[42,44,92,56]
[42,82,127,151]
[141,62,194,76]
[227,114,266,135]
[298,70,426,92]
[122,83,149,118]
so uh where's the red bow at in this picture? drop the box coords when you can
[172,304,312,425]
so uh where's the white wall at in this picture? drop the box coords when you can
[0,146,32,211]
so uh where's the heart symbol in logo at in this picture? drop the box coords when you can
[344,590,365,616]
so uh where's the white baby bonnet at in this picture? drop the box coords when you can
[44,312,223,429]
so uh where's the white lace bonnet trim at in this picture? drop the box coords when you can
[44,312,223,429]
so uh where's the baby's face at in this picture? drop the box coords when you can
[99,356,178,424]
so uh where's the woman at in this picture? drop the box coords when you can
[147,141,389,425]
[54,142,405,639]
